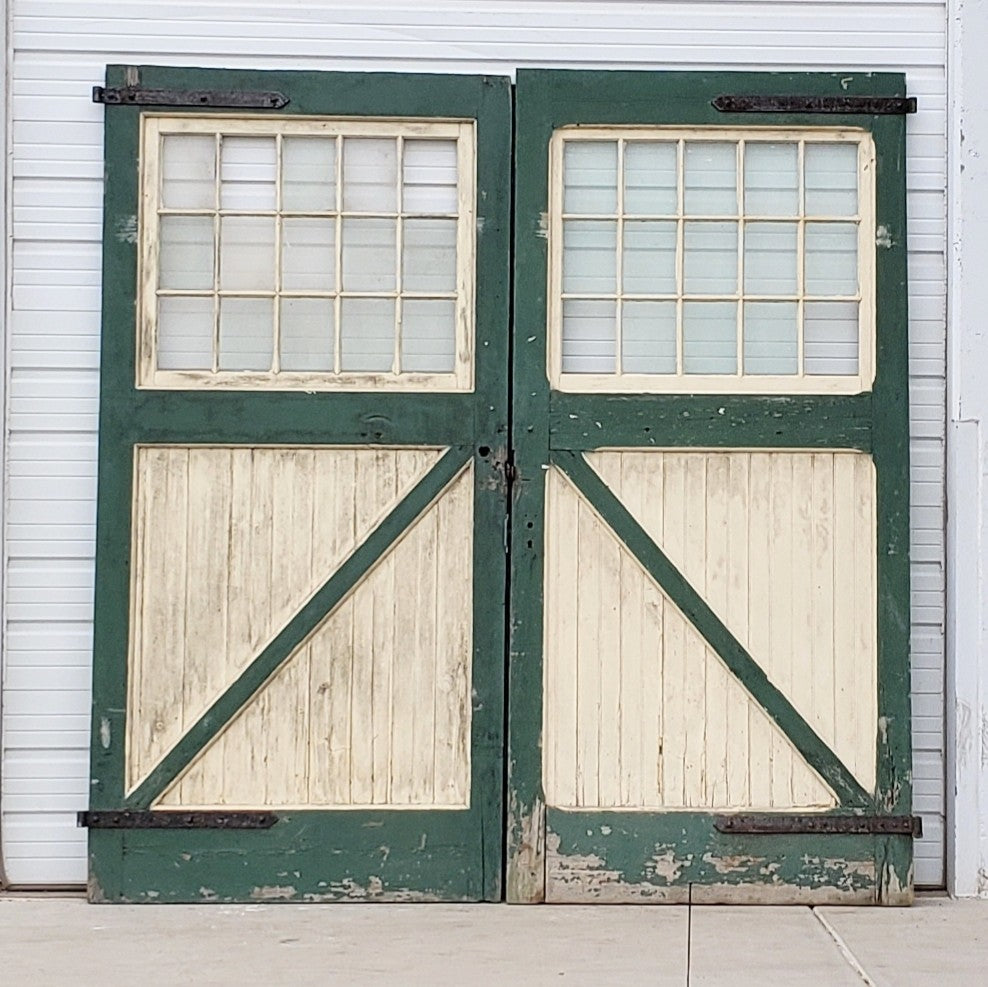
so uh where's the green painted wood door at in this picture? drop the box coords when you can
[507,70,915,905]
[90,65,915,906]
[87,65,511,903]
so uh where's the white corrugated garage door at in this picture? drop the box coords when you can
[0,0,948,887]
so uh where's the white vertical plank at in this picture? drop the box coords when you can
[389,453,420,803]
[704,453,730,805]
[544,468,579,808]
[576,490,601,808]
[788,453,816,804]
[434,467,473,804]
[746,451,774,808]
[810,453,837,778]
[682,454,707,806]
[596,457,624,808]
[660,453,687,807]
[725,453,750,805]
[853,454,878,794]
[768,454,794,806]
[833,452,858,794]
[178,448,231,804]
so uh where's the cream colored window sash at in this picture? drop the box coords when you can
[139,114,477,392]
[548,126,876,395]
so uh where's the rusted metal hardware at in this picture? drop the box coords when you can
[712,94,917,115]
[92,86,290,109]
[714,813,923,837]
[77,810,278,829]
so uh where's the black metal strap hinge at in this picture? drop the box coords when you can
[712,94,917,115]
[714,813,923,837]
[93,86,290,110]
[78,810,278,830]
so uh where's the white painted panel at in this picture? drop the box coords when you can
[543,465,836,809]
[158,464,473,808]
[126,445,442,793]
[2,0,946,886]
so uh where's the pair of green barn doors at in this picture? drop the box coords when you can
[88,65,914,903]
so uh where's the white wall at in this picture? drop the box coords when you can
[0,0,949,887]
[947,0,988,898]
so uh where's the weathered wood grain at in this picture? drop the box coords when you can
[543,464,835,809]
[157,463,474,807]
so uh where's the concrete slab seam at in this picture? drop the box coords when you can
[812,908,876,986]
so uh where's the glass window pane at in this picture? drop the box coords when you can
[220,137,276,210]
[341,297,395,371]
[157,296,214,370]
[622,301,676,374]
[218,297,273,371]
[280,297,333,371]
[805,143,858,216]
[624,142,677,215]
[159,215,214,290]
[282,137,336,212]
[342,218,396,292]
[684,142,736,215]
[683,221,737,295]
[743,301,797,374]
[744,143,798,216]
[281,219,334,292]
[563,142,618,214]
[343,138,397,212]
[562,298,616,373]
[402,299,456,372]
[162,135,216,210]
[683,301,737,374]
[562,220,617,294]
[403,140,458,214]
[804,301,859,375]
[403,219,457,293]
[622,221,676,295]
[219,216,276,291]
[805,222,858,295]
[744,222,798,295]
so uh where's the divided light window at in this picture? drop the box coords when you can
[138,116,476,390]
[549,127,876,393]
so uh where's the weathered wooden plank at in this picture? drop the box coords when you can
[157,463,474,808]
[584,448,879,804]
[543,464,834,811]
[555,451,869,808]
[137,447,467,807]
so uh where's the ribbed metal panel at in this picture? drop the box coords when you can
[0,0,947,887]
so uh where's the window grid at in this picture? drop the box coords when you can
[550,127,875,393]
[139,116,475,391]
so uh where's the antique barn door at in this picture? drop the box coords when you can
[87,66,510,902]
[508,70,915,904]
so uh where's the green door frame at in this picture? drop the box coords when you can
[507,69,912,904]
[88,64,512,903]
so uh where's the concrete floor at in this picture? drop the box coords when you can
[1,894,986,986]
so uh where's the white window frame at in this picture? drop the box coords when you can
[547,125,877,395]
[138,114,477,392]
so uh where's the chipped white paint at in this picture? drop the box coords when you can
[587,449,878,796]
[126,445,443,794]
[542,464,837,810]
[157,463,473,808]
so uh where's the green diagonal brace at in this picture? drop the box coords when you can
[553,450,873,809]
[126,446,471,808]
